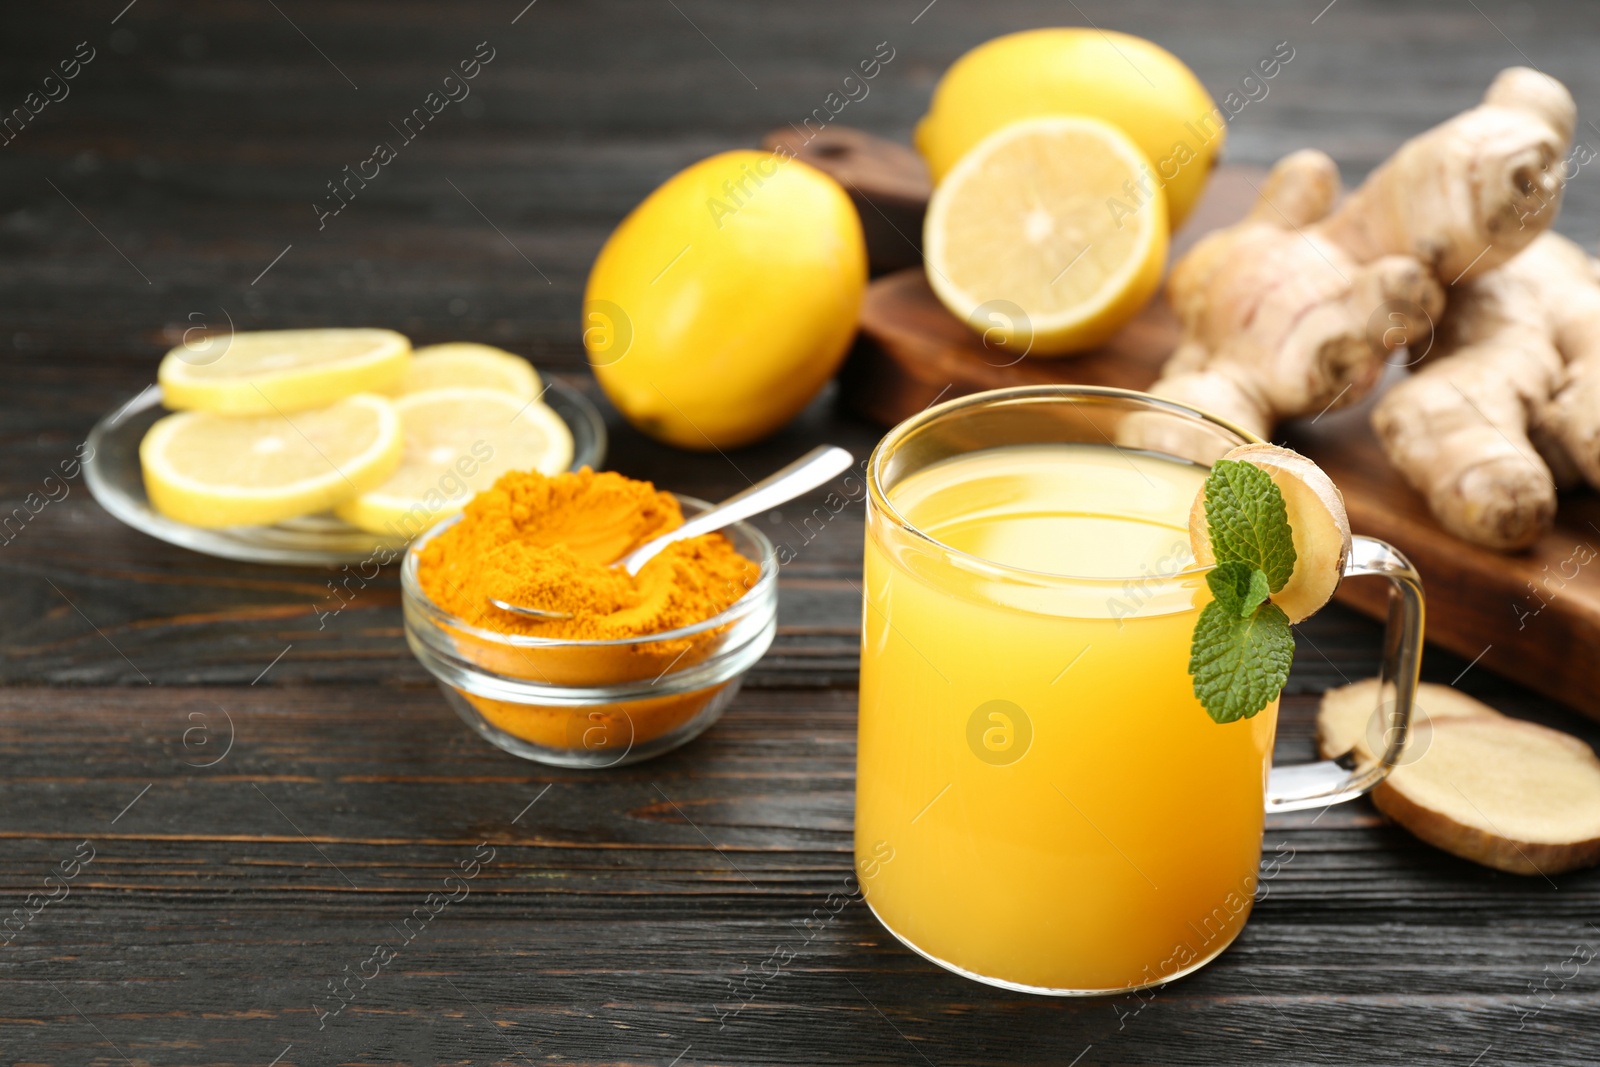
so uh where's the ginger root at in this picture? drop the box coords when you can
[1188,444,1350,623]
[1372,232,1600,549]
[1318,678,1600,876]
[1147,68,1573,454]
[1315,677,1498,761]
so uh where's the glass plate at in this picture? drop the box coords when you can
[83,379,608,566]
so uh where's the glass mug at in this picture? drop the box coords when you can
[854,386,1424,995]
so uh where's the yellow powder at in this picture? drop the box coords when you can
[418,467,759,640]
[413,467,763,756]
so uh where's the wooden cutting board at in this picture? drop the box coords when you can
[773,125,1600,720]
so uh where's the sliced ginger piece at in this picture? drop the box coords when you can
[1380,717,1600,876]
[1317,679,1600,876]
[1189,443,1351,624]
[1316,677,1502,763]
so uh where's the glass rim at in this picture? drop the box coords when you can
[400,494,779,649]
[865,384,1265,586]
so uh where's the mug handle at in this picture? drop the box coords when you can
[1264,535,1425,813]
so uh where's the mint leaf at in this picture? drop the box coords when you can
[1206,560,1250,614]
[1206,561,1271,619]
[1242,568,1272,617]
[1189,458,1300,724]
[1204,459,1296,592]
[1189,599,1294,724]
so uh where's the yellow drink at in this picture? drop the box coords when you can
[856,443,1280,993]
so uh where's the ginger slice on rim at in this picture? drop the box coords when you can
[1318,679,1600,876]
[1189,443,1351,624]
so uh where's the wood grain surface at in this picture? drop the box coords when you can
[5,1,1600,1064]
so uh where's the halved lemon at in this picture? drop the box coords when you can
[158,328,411,415]
[141,393,402,528]
[923,115,1168,357]
[400,343,541,399]
[334,387,575,536]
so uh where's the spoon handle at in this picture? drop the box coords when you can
[622,445,855,575]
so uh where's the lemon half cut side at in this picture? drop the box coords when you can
[923,115,1169,358]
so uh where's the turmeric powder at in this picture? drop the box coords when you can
[417,466,759,641]
[413,467,764,759]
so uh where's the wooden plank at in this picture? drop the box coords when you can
[0,684,1596,899]
[3,914,1598,1064]
[0,685,1598,1065]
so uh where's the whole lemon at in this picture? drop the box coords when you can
[584,150,867,450]
[915,29,1223,228]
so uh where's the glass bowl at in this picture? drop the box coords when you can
[81,379,607,566]
[400,497,778,767]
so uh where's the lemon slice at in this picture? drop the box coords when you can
[923,115,1168,357]
[400,343,541,399]
[141,393,402,528]
[334,387,575,537]
[158,328,411,415]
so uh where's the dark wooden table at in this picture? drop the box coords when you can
[6,2,1600,1063]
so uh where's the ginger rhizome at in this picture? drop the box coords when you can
[1373,232,1600,550]
[1147,68,1573,452]
[1318,678,1600,876]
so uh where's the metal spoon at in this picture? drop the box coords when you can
[488,444,855,620]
